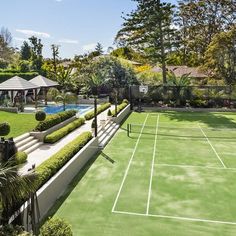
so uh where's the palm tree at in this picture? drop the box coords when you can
[48,88,77,111]
[167,71,191,106]
[0,160,36,224]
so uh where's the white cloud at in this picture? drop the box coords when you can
[58,39,79,44]
[82,43,97,52]
[55,0,63,1]
[16,29,51,38]
[14,37,26,42]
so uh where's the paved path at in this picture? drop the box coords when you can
[20,106,114,173]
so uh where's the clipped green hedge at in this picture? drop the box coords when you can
[44,118,85,143]
[111,101,128,116]
[36,131,92,188]
[0,72,39,83]
[34,110,76,132]
[40,217,72,236]
[15,152,27,164]
[84,103,111,120]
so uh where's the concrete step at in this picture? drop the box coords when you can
[24,142,43,155]
[97,121,113,137]
[14,133,30,144]
[99,124,119,147]
[18,139,39,152]
[16,136,35,148]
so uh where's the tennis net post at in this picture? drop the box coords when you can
[127,123,130,137]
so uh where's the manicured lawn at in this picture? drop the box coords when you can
[48,111,236,235]
[0,111,37,138]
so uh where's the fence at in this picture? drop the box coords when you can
[129,85,236,109]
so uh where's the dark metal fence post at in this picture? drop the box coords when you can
[129,86,133,110]
[115,89,118,117]
[94,97,98,137]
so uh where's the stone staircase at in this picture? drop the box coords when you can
[97,120,119,148]
[14,133,43,154]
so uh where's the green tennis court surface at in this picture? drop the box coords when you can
[52,111,236,235]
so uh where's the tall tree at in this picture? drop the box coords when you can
[0,27,14,67]
[94,42,104,55]
[204,26,236,85]
[29,36,43,71]
[116,0,176,84]
[177,0,236,64]
[51,44,60,75]
[20,41,31,60]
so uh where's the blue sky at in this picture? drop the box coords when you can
[1,0,176,59]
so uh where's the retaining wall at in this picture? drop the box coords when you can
[17,137,99,227]
[113,104,131,124]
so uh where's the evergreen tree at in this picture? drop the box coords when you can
[29,36,43,71]
[20,41,31,60]
[115,0,176,84]
[95,42,104,55]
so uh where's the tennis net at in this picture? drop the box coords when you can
[127,123,236,140]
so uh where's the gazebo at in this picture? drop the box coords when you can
[0,76,39,107]
[29,75,59,105]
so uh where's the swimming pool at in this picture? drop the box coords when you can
[43,104,93,114]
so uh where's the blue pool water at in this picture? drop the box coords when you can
[44,104,93,114]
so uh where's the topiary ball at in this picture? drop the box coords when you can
[0,122,10,136]
[35,111,46,122]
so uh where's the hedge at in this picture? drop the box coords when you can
[34,110,76,132]
[44,118,85,143]
[0,72,39,83]
[111,101,128,116]
[15,152,27,165]
[84,103,111,120]
[36,131,92,188]
[40,217,73,236]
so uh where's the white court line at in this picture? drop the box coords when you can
[146,115,159,215]
[156,163,236,171]
[111,114,149,212]
[198,124,226,168]
[113,210,236,226]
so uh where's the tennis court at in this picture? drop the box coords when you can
[53,111,236,235]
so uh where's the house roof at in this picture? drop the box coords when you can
[151,65,208,78]
[29,75,59,88]
[167,66,208,78]
[0,76,39,91]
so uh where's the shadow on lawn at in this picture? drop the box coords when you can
[42,150,115,224]
[42,153,100,223]
[161,111,236,128]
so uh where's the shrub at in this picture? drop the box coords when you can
[0,224,31,236]
[39,217,72,236]
[91,119,96,129]
[0,72,39,83]
[84,103,111,120]
[44,118,85,143]
[122,99,129,104]
[111,102,128,116]
[35,111,46,121]
[36,131,92,188]
[0,122,10,136]
[107,109,112,116]
[34,110,76,132]
[15,152,27,164]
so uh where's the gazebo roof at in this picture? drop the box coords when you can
[0,76,39,91]
[30,75,59,88]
